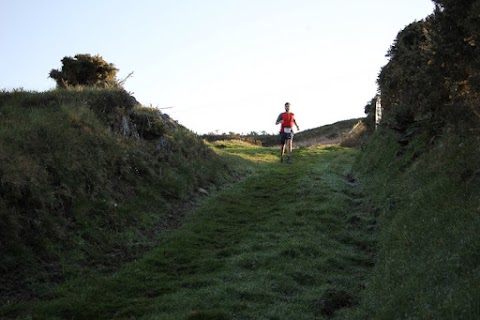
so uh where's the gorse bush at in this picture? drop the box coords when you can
[49,54,119,89]
[366,0,480,142]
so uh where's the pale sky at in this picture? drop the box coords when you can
[1,0,434,134]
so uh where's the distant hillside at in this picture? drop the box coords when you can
[0,88,247,304]
[202,118,366,148]
[294,118,365,147]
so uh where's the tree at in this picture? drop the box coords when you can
[49,54,119,89]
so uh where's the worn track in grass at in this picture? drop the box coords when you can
[2,143,377,320]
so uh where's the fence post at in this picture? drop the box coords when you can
[375,96,382,129]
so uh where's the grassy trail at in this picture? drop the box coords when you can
[4,143,376,319]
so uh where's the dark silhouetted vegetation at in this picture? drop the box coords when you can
[49,54,119,89]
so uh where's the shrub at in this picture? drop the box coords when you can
[49,54,119,89]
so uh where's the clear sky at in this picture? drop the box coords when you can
[1,0,434,134]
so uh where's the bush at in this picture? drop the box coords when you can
[49,54,119,89]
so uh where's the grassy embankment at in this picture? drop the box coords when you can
[0,88,249,305]
[354,128,480,319]
[1,140,377,319]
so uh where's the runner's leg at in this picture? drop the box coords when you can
[286,136,293,163]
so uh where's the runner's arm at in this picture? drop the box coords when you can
[275,114,283,125]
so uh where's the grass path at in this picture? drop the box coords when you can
[3,143,376,319]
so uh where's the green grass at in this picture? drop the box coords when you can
[0,89,245,304]
[354,130,480,319]
[1,143,376,319]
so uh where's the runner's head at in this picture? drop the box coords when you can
[285,102,290,112]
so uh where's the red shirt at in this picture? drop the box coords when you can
[279,112,295,133]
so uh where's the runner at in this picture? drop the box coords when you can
[275,102,300,164]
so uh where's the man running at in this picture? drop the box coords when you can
[275,102,300,164]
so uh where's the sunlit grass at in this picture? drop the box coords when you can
[208,139,279,163]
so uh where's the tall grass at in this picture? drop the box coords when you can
[354,129,480,319]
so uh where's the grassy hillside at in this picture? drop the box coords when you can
[294,118,364,147]
[354,128,480,318]
[0,88,248,304]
